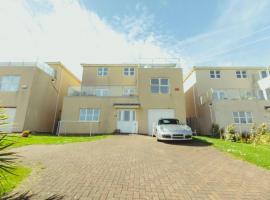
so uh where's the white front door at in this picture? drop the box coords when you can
[148,109,175,135]
[0,108,16,133]
[117,110,138,133]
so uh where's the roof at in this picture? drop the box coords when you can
[46,61,81,83]
[81,63,178,68]
[183,66,269,82]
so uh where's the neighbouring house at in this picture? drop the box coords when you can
[0,62,80,133]
[59,64,186,135]
[184,66,270,135]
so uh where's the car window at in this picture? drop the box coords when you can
[158,119,181,125]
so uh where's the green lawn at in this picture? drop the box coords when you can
[1,134,109,149]
[195,136,270,170]
[0,166,31,197]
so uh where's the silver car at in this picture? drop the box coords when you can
[153,118,193,141]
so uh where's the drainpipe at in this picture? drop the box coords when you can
[52,67,63,134]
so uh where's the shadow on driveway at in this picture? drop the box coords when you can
[160,137,213,147]
[1,192,64,200]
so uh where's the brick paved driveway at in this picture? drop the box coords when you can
[12,135,270,200]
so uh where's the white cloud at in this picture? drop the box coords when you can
[0,0,175,79]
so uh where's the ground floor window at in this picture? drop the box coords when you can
[233,111,253,124]
[79,108,100,121]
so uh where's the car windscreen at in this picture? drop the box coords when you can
[158,119,180,125]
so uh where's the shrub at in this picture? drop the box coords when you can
[21,130,31,138]
[211,123,220,137]
[224,124,240,142]
[250,123,270,145]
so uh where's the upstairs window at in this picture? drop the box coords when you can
[260,70,269,79]
[236,70,247,78]
[123,67,135,76]
[210,70,220,79]
[233,111,253,124]
[151,78,169,94]
[0,75,20,92]
[79,108,100,121]
[97,68,108,76]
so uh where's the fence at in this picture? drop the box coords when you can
[57,121,100,136]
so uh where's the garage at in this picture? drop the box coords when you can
[0,108,16,133]
[148,109,175,135]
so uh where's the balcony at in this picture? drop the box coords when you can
[0,62,56,78]
[68,86,138,97]
[200,88,269,104]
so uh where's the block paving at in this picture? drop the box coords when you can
[11,135,270,199]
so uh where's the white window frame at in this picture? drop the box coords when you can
[150,78,170,94]
[95,88,109,96]
[79,108,100,122]
[232,111,253,124]
[235,70,247,78]
[123,67,135,76]
[0,75,21,92]
[210,70,221,79]
[97,68,108,76]
[118,110,136,121]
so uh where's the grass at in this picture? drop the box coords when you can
[195,136,270,170]
[0,166,31,197]
[1,134,109,149]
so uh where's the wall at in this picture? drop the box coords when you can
[137,67,186,133]
[0,67,35,132]
[60,96,139,134]
[184,67,269,135]
[82,65,137,86]
[23,67,59,132]
[60,66,186,135]
[213,100,270,132]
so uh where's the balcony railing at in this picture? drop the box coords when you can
[200,88,269,104]
[68,86,138,97]
[0,62,56,78]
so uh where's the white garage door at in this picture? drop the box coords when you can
[148,109,175,135]
[0,108,16,133]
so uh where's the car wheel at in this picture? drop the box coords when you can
[157,137,161,142]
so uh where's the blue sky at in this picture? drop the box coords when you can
[0,0,270,78]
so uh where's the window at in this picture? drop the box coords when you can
[79,108,100,121]
[118,110,135,121]
[0,75,20,92]
[210,70,221,79]
[260,70,269,79]
[212,90,226,100]
[95,88,109,96]
[236,70,247,78]
[123,87,136,96]
[151,78,169,94]
[97,68,108,76]
[123,67,135,76]
[233,111,253,124]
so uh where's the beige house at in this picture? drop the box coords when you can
[184,66,270,135]
[0,62,80,133]
[59,64,186,135]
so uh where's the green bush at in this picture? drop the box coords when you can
[224,124,240,142]
[249,123,270,145]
